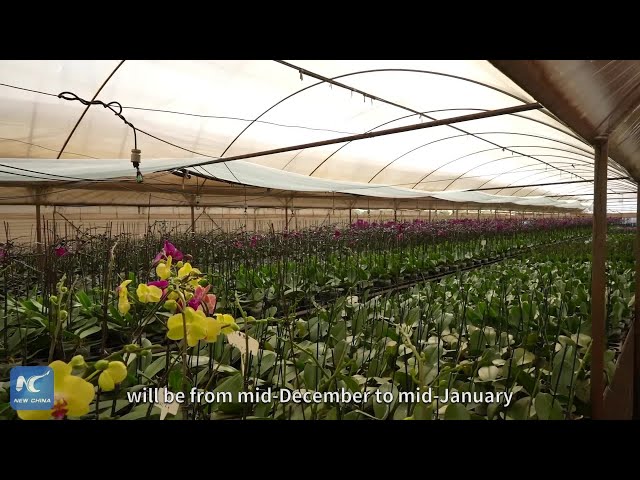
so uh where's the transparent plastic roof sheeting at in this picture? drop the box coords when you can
[0,60,636,212]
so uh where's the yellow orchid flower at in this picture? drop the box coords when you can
[118,279,132,294]
[214,313,238,334]
[167,307,208,346]
[156,256,173,280]
[136,284,163,303]
[202,313,236,342]
[177,262,201,279]
[18,360,95,420]
[177,262,193,279]
[118,296,131,315]
[98,361,128,392]
[203,316,223,342]
[117,279,132,315]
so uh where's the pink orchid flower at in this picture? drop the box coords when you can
[188,285,211,310]
[203,294,217,315]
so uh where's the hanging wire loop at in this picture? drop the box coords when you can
[57,91,138,149]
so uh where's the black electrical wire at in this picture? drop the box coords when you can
[122,106,359,136]
[20,83,224,162]
[0,168,89,183]
[0,185,80,200]
[0,137,97,159]
[0,83,58,98]
[0,163,109,182]
[54,89,241,186]
[54,90,240,185]
[57,91,138,150]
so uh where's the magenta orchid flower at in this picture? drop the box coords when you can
[54,245,69,257]
[147,280,169,289]
[153,240,184,265]
[164,241,183,261]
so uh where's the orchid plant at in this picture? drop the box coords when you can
[13,240,238,420]
[117,240,238,346]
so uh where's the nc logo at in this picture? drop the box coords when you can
[10,366,54,410]
[16,370,51,393]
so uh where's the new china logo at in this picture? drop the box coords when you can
[10,366,54,410]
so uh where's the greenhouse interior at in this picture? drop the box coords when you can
[0,59,639,420]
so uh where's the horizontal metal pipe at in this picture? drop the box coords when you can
[469,176,629,192]
[186,103,543,169]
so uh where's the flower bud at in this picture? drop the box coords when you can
[124,344,139,353]
[95,360,109,371]
[164,300,178,313]
[140,349,151,358]
[198,278,209,287]
[176,261,184,268]
[69,355,86,368]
